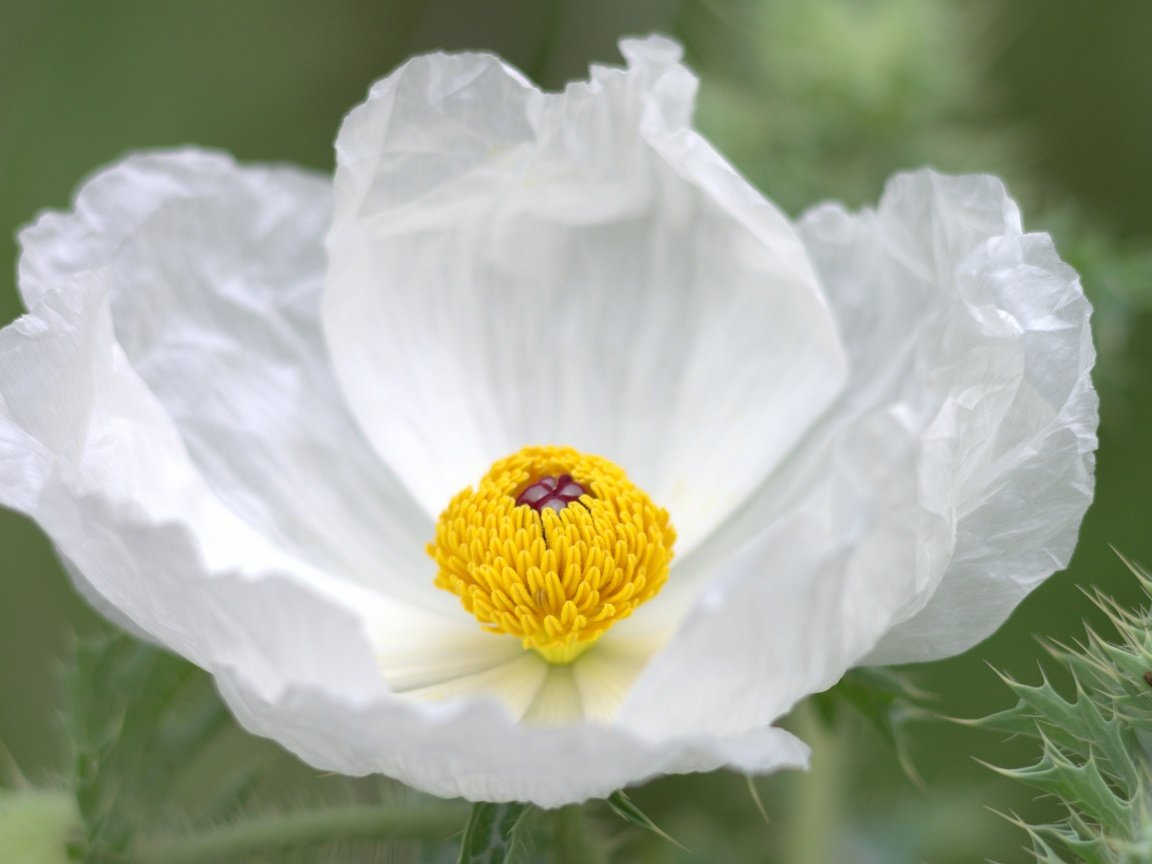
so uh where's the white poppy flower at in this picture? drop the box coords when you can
[0,37,1096,807]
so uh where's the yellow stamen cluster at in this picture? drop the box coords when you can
[428,446,676,664]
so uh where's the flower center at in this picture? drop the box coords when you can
[428,446,676,664]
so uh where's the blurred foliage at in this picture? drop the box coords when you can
[678,0,1012,213]
[2,0,1152,862]
[984,0,1152,240]
[58,628,467,863]
[63,628,245,861]
[0,788,76,864]
[456,802,531,864]
[978,558,1152,861]
[811,667,929,787]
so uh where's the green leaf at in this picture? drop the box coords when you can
[978,554,1152,861]
[605,791,687,851]
[983,671,1139,791]
[455,801,530,864]
[812,666,928,785]
[815,667,927,741]
[1002,745,1131,837]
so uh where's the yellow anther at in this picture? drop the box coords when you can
[428,446,676,664]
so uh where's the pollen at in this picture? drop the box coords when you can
[428,446,676,664]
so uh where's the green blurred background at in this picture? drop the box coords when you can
[2,1,1151,861]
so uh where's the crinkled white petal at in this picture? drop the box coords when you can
[0,266,410,669]
[794,171,1096,663]
[18,150,445,610]
[619,405,948,736]
[617,169,1095,734]
[323,36,847,552]
[218,658,811,806]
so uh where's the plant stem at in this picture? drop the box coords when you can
[133,803,467,864]
[553,804,608,864]
[782,704,842,864]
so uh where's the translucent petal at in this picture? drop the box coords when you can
[617,171,1094,734]
[323,36,846,552]
[217,657,812,805]
[19,150,442,607]
[794,171,1097,663]
[0,270,399,671]
[619,405,948,736]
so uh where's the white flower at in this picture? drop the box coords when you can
[0,37,1096,807]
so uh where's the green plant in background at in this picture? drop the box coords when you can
[979,558,1152,863]
[677,0,1007,213]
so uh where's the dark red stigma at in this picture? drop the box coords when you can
[515,474,588,513]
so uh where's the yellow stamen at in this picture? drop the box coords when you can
[428,446,676,664]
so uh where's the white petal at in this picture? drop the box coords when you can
[0,269,396,668]
[323,37,846,551]
[6,145,555,722]
[618,169,1095,733]
[0,279,277,576]
[571,634,668,723]
[217,659,811,806]
[4,173,480,694]
[619,406,947,736]
[18,150,446,609]
[396,654,549,721]
[376,627,528,693]
[794,171,1097,663]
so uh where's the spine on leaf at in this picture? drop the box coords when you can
[979,556,1152,862]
